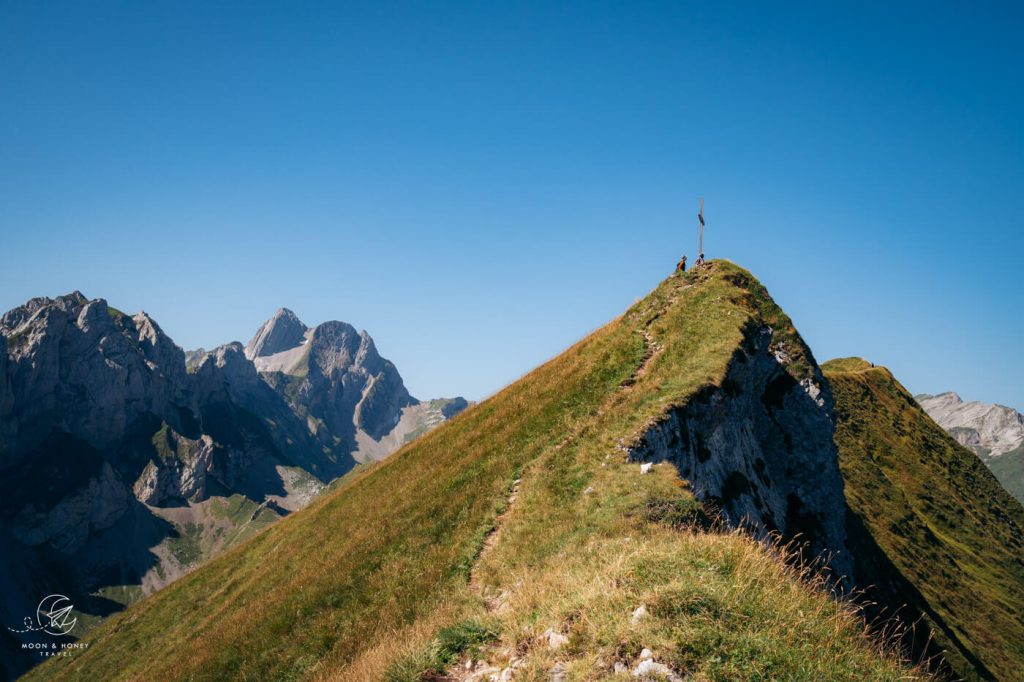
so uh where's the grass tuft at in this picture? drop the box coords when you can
[384,620,498,682]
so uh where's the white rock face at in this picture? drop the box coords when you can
[543,627,569,650]
[132,433,217,505]
[244,307,308,360]
[633,659,681,681]
[0,293,191,463]
[917,392,1024,458]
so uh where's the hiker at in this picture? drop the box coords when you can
[677,254,687,272]
[694,252,705,267]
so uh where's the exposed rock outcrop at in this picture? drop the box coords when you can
[132,430,217,505]
[630,322,851,580]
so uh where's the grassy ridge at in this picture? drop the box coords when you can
[824,359,1024,681]
[34,264,918,681]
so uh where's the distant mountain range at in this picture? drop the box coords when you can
[917,392,1024,503]
[0,293,465,678]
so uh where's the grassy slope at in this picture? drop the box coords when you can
[824,358,1024,681]
[34,263,917,681]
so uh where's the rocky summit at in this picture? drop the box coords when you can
[242,308,465,462]
[0,294,465,678]
[917,391,1024,504]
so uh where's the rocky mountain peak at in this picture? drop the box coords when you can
[917,392,1024,458]
[239,308,457,460]
[355,329,382,369]
[0,291,90,339]
[192,341,251,378]
[244,307,308,360]
[918,391,963,407]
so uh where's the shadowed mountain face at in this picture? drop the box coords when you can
[917,391,1024,504]
[0,295,465,678]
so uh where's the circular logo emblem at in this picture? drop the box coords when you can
[36,594,77,636]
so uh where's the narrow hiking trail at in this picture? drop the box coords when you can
[466,300,673,613]
[468,476,522,611]
[455,283,690,681]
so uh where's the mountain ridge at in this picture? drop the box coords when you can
[31,262,928,681]
[827,359,1024,681]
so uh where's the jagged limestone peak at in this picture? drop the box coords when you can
[244,307,309,359]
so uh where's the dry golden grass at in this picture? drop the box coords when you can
[465,529,923,681]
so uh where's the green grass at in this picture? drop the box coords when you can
[824,358,1024,681]
[384,620,498,682]
[32,263,921,681]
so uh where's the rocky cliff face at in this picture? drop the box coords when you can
[0,335,14,445]
[244,307,308,359]
[629,321,851,580]
[0,294,465,677]
[0,294,190,467]
[244,309,461,463]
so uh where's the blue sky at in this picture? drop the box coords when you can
[1,2,1021,407]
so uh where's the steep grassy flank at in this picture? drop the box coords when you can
[34,264,919,681]
[824,358,1024,681]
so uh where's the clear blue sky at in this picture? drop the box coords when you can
[1,2,1021,408]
